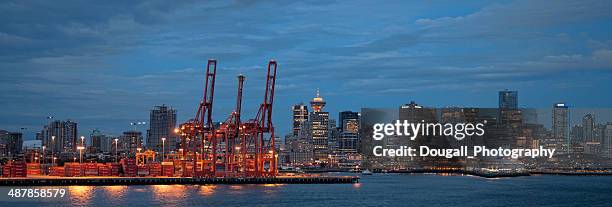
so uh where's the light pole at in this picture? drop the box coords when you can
[51,136,55,165]
[42,146,46,165]
[77,146,85,164]
[161,137,166,162]
[80,136,85,146]
[114,138,119,162]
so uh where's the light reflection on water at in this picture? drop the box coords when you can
[102,186,127,198]
[197,185,216,196]
[151,185,187,201]
[9,174,612,207]
[68,186,94,205]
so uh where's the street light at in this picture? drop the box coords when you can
[42,146,46,165]
[114,138,119,162]
[77,146,85,164]
[161,137,166,161]
[80,136,85,146]
[51,136,55,165]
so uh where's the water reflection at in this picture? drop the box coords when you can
[69,186,94,205]
[151,185,187,201]
[198,185,217,196]
[102,186,127,198]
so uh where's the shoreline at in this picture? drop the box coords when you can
[0,176,359,186]
[303,169,612,178]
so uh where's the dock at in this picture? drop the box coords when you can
[0,176,359,186]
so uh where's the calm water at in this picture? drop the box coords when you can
[3,174,612,206]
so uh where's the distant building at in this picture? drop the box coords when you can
[498,90,521,126]
[292,104,308,136]
[338,131,359,154]
[90,129,105,153]
[41,120,78,153]
[582,114,600,155]
[499,90,518,109]
[328,119,339,154]
[120,131,143,156]
[147,105,177,153]
[339,111,359,132]
[604,124,612,158]
[101,135,114,153]
[0,130,23,158]
[552,103,569,153]
[309,90,329,162]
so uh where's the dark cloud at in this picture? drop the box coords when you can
[1,0,612,139]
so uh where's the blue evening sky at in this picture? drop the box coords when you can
[1,0,612,139]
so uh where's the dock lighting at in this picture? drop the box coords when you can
[81,136,85,145]
[174,128,180,133]
[235,147,240,150]
[161,137,166,161]
[114,138,119,162]
[42,146,46,165]
[77,146,85,163]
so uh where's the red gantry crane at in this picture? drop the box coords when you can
[176,59,278,178]
[177,59,216,177]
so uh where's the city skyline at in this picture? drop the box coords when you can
[2,1,612,139]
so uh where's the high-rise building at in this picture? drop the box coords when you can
[90,129,105,153]
[147,105,177,153]
[41,120,78,153]
[582,114,600,155]
[338,111,360,155]
[0,130,23,158]
[499,90,518,109]
[338,131,359,154]
[328,119,339,153]
[309,90,329,162]
[498,90,521,126]
[339,111,359,133]
[292,104,308,136]
[604,123,612,158]
[120,131,143,156]
[552,103,569,153]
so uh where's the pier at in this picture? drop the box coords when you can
[0,176,359,186]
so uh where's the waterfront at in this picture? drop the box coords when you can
[2,174,612,206]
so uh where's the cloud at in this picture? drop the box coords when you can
[1,0,612,138]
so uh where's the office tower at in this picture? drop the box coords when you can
[582,114,600,155]
[147,105,177,153]
[90,129,104,153]
[338,111,360,154]
[42,120,78,153]
[292,104,309,136]
[328,119,339,154]
[120,131,143,155]
[339,111,359,133]
[0,130,23,158]
[309,90,329,162]
[499,90,518,109]
[101,136,114,153]
[552,103,569,153]
[498,90,521,126]
[604,124,612,158]
[338,131,359,154]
